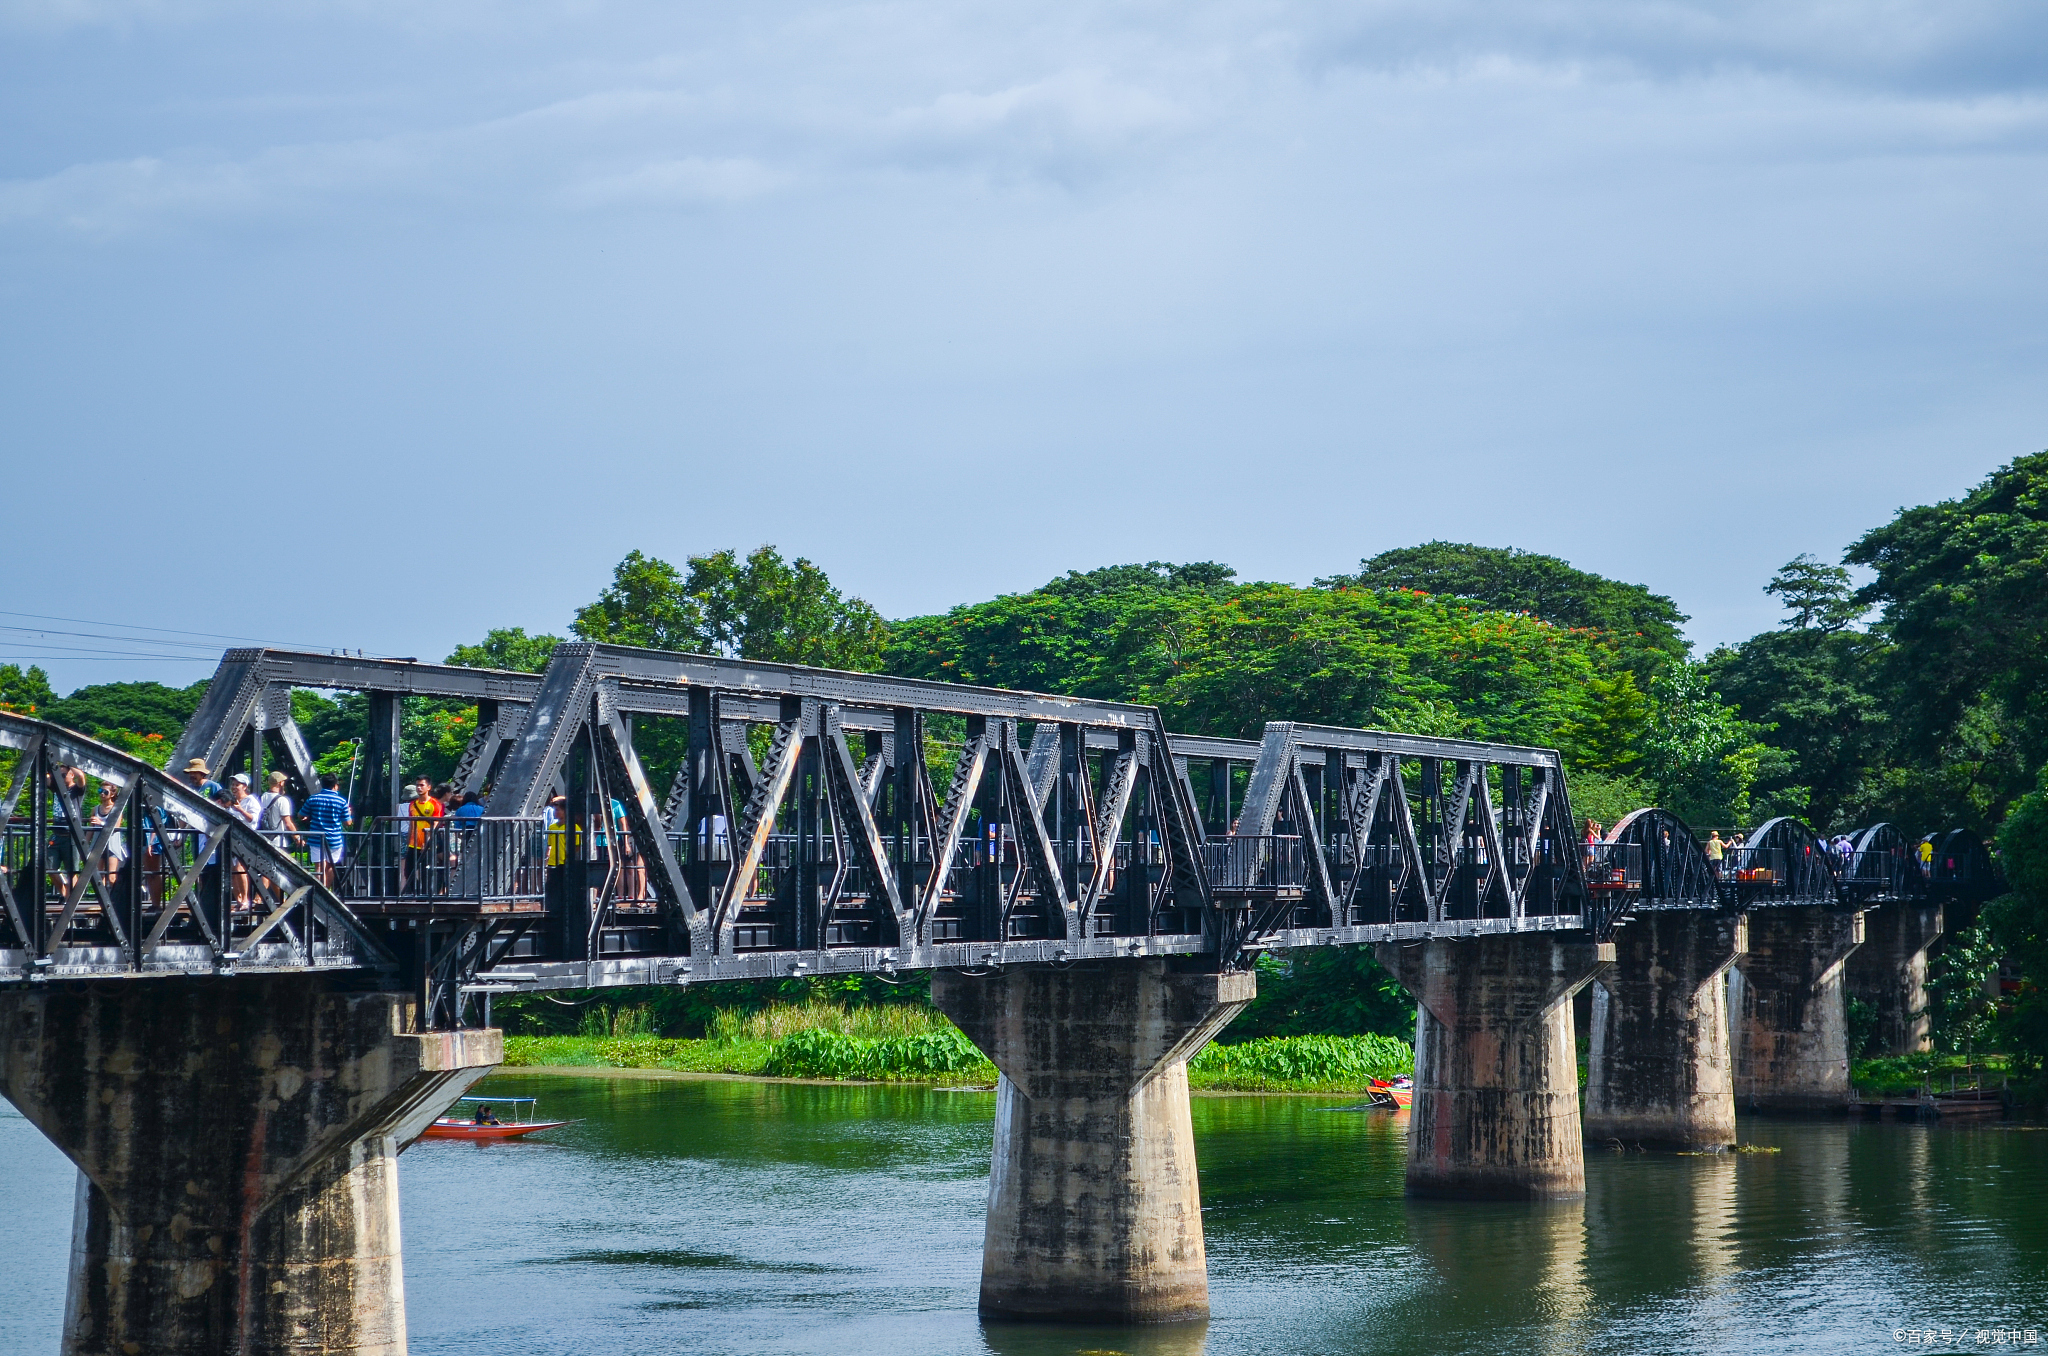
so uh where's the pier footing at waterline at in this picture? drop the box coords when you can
[1585,913,1746,1152]
[1378,935,1613,1200]
[933,961,1254,1325]
[0,978,499,1356]
[1733,911,1864,1114]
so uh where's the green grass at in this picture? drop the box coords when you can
[500,1002,1414,1092]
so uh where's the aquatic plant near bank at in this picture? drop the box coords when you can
[1189,1033,1413,1091]
[501,1005,1415,1092]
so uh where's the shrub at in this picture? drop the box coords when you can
[760,1027,996,1081]
[1190,1034,1413,1091]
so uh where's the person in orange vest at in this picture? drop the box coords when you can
[402,776,444,894]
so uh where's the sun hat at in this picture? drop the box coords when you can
[182,759,210,776]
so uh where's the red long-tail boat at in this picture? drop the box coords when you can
[422,1096,572,1140]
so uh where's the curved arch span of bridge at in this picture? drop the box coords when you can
[0,644,2006,1349]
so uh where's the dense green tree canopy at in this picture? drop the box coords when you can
[573,546,887,670]
[446,626,564,673]
[1847,452,2048,824]
[0,663,55,714]
[1324,542,1689,682]
[41,679,209,739]
[889,574,1614,746]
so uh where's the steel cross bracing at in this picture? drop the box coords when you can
[6,643,2004,1025]
[0,713,395,983]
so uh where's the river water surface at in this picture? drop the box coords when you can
[3,1073,2045,1355]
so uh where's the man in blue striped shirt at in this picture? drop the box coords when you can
[302,774,352,887]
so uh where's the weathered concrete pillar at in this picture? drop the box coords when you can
[1584,913,1746,1151]
[1844,903,1943,1055]
[931,960,1254,1324]
[1376,935,1612,1200]
[1732,910,1864,1113]
[0,978,501,1355]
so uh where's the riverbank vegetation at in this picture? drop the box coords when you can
[15,455,2048,1090]
[501,1000,1414,1092]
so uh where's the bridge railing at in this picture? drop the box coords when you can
[324,817,547,910]
[1202,836,1306,900]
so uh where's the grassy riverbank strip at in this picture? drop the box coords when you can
[500,1003,1413,1093]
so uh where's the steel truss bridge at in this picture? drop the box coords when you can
[0,645,2000,1026]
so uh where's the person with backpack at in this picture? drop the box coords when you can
[259,772,299,850]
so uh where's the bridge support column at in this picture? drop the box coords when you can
[1844,903,1943,1055]
[1732,911,1864,1113]
[0,978,500,1356]
[1584,913,1746,1151]
[1376,935,1612,1200]
[931,960,1253,1324]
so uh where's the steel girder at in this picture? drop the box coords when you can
[0,712,395,983]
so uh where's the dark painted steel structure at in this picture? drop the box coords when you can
[0,644,2002,1025]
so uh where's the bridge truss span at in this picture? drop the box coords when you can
[0,713,394,983]
[50,641,2016,1025]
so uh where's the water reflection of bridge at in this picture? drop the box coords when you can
[0,644,2001,1351]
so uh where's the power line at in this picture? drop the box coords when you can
[0,624,220,652]
[0,608,329,650]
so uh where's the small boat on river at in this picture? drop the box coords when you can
[1368,1077,1413,1110]
[423,1096,572,1141]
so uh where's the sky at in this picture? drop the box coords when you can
[3,0,2045,695]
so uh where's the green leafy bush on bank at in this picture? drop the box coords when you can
[501,1004,1414,1092]
[1189,1034,1413,1092]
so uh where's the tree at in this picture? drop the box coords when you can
[0,663,55,714]
[446,627,563,673]
[1707,629,1885,830]
[1847,452,2048,825]
[1229,949,1415,1041]
[1993,767,2048,1093]
[1556,669,1650,774]
[1637,660,1783,827]
[889,574,1621,749]
[1323,542,1690,681]
[1036,561,1237,599]
[573,547,888,670]
[41,680,209,739]
[1765,553,1863,632]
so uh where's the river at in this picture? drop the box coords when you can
[3,1073,2044,1354]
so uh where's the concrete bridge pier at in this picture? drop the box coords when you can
[0,978,500,1356]
[1844,903,1944,1055]
[931,960,1254,1325]
[1376,935,1613,1200]
[1584,913,1746,1151]
[1732,910,1865,1113]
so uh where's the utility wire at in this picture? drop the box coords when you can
[0,608,329,650]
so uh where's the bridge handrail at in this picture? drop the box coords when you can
[0,712,395,977]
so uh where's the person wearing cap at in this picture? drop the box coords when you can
[225,773,264,906]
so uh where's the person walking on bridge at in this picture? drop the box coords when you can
[1706,831,1726,880]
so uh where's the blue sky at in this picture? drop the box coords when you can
[3,0,2044,693]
